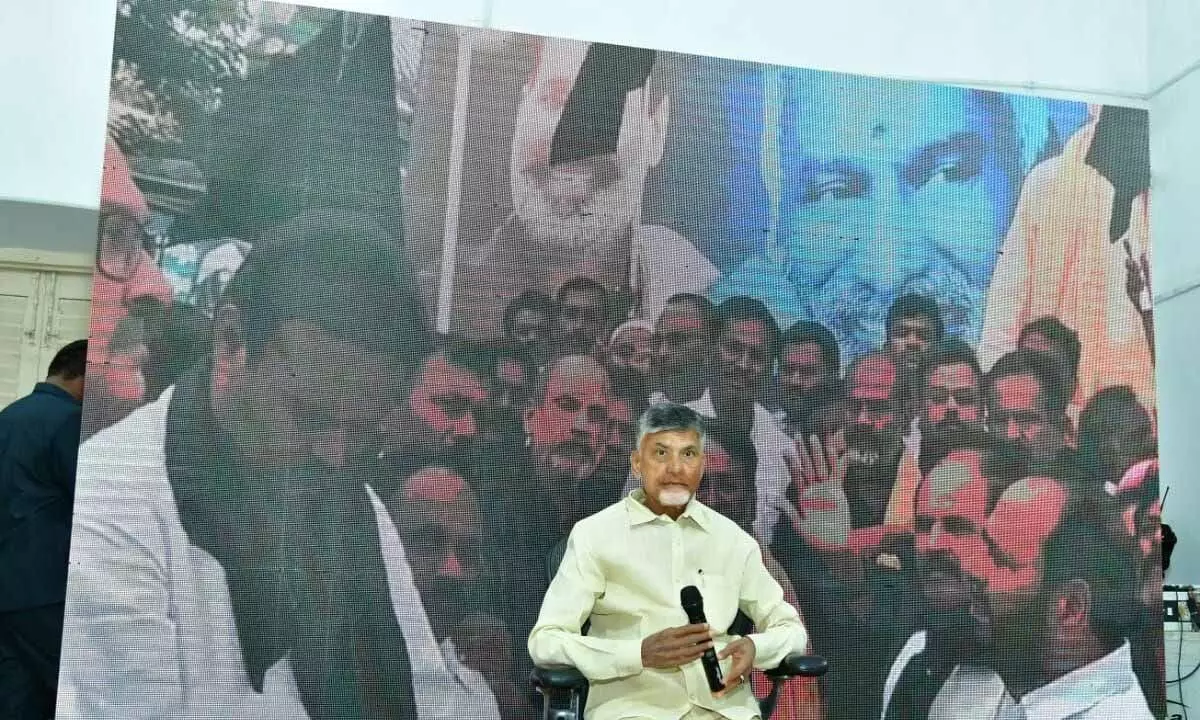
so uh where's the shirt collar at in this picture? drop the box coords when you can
[1010,641,1139,717]
[33,381,81,406]
[625,488,712,533]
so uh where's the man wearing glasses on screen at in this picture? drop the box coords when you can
[85,140,175,436]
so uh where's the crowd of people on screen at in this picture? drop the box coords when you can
[73,186,1163,719]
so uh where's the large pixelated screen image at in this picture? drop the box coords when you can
[63,2,1162,718]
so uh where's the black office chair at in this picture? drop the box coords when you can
[530,537,829,720]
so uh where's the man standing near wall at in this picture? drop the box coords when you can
[0,339,88,720]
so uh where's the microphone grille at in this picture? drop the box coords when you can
[680,585,702,608]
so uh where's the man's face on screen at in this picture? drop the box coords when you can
[1018,331,1077,395]
[216,319,401,474]
[843,355,904,523]
[397,468,485,639]
[914,451,994,655]
[480,355,534,434]
[653,301,709,380]
[921,361,985,436]
[987,373,1063,464]
[1092,403,1156,485]
[552,288,607,355]
[508,307,552,362]
[974,478,1068,676]
[608,325,653,381]
[510,38,668,254]
[525,355,612,482]
[407,352,489,450]
[779,341,833,414]
[712,319,772,407]
[777,75,1009,357]
[886,314,938,371]
[605,397,637,462]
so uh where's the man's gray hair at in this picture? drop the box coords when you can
[636,402,706,449]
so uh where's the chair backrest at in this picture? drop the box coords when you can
[547,535,569,586]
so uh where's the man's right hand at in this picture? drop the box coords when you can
[640,624,714,669]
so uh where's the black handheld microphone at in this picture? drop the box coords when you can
[680,585,724,692]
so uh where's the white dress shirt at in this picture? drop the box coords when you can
[57,389,499,719]
[528,490,807,720]
[928,641,1153,720]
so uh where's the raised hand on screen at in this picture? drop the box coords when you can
[790,432,847,488]
[785,433,851,550]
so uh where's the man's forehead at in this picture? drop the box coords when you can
[613,326,651,345]
[404,468,470,504]
[920,454,985,510]
[894,316,934,333]
[928,362,979,391]
[560,290,602,308]
[273,321,403,394]
[658,307,704,333]
[642,427,702,449]
[547,357,610,396]
[849,357,897,395]
[783,342,823,365]
[423,354,485,389]
[514,307,549,323]
[991,374,1043,409]
[786,75,979,165]
[723,319,768,343]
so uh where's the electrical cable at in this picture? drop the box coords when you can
[1164,589,1191,720]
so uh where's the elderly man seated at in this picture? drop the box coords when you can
[528,403,808,719]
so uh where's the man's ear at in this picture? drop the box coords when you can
[211,303,247,397]
[1054,579,1092,634]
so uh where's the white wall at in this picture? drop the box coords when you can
[1149,0,1200,585]
[0,0,1150,213]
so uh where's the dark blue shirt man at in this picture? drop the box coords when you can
[0,339,87,720]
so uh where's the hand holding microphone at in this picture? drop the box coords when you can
[680,585,756,696]
[640,623,714,669]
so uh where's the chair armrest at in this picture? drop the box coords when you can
[764,653,828,679]
[530,665,589,692]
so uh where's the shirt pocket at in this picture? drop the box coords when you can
[698,572,740,633]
